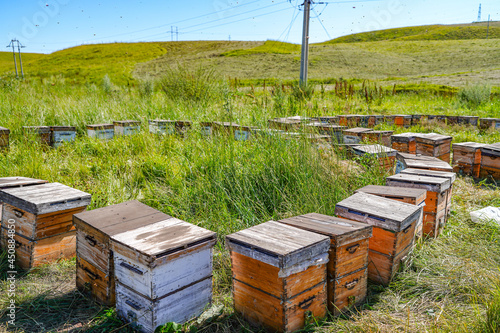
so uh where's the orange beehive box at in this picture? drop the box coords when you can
[386,174,451,238]
[361,130,393,147]
[278,213,372,315]
[391,133,418,154]
[415,133,453,162]
[394,115,412,128]
[351,144,397,172]
[479,118,500,131]
[334,192,422,285]
[0,183,91,269]
[343,127,371,144]
[479,143,500,180]
[226,221,330,333]
[355,185,426,237]
[452,142,486,177]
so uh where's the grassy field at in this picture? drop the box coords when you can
[0,67,499,332]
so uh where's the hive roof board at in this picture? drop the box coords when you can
[0,182,91,214]
[355,185,427,203]
[386,173,451,193]
[0,177,47,189]
[334,192,423,232]
[400,168,457,184]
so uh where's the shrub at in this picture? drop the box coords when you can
[458,83,491,109]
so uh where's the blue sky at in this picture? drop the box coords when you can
[2,0,499,54]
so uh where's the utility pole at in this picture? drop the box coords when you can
[487,14,490,39]
[478,3,482,22]
[299,0,311,86]
[17,40,25,78]
[6,39,21,78]
[171,26,174,41]
[176,26,179,41]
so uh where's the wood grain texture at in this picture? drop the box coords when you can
[386,174,451,193]
[226,221,330,271]
[76,255,115,306]
[327,238,369,279]
[329,268,367,314]
[401,168,457,184]
[334,192,422,232]
[355,185,427,205]
[116,277,212,333]
[367,244,412,285]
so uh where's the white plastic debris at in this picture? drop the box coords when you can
[470,206,500,225]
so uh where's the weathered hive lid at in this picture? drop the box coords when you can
[480,143,500,155]
[386,173,451,193]
[73,200,171,236]
[452,142,486,151]
[397,152,453,171]
[414,133,453,144]
[401,168,457,184]
[307,123,345,130]
[334,192,422,232]
[269,117,301,124]
[0,177,47,189]
[0,126,10,134]
[111,217,216,260]
[343,127,371,134]
[365,130,393,135]
[355,185,427,203]
[148,119,175,124]
[113,120,140,126]
[391,132,418,142]
[226,221,330,276]
[278,213,372,247]
[0,182,91,214]
[86,123,114,129]
[23,126,51,133]
[352,144,397,157]
[51,126,76,131]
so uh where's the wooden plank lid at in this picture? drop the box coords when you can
[148,119,175,125]
[355,185,427,203]
[352,144,397,157]
[452,142,486,151]
[73,200,171,236]
[0,126,10,134]
[0,177,47,189]
[51,126,76,131]
[111,217,216,258]
[343,127,371,134]
[86,123,113,129]
[334,192,423,232]
[278,213,372,246]
[226,221,330,275]
[401,168,457,184]
[386,173,451,192]
[414,133,453,144]
[391,132,418,142]
[397,153,453,171]
[0,182,91,214]
[481,143,500,155]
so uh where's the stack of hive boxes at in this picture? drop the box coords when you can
[334,192,422,285]
[361,130,393,147]
[343,127,371,144]
[0,182,91,269]
[479,143,500,180]
[391,133,417,154]
[395,152,453,174]
[226,221,330,332]
[73,201,216,333]
[350,145,397,172]
[414,133,453,162]
[452,142,485,177]
[278,213,372,315]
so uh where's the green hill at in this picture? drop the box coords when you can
[324,22,500,44]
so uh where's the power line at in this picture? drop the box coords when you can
[312,6,332,40]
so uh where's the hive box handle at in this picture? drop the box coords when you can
[120,262,144,275]
[345,279,359,290]
[13,209,24,218]
[346,244,360,254]
[299,296,316,310]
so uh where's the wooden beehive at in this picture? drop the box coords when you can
[72,201,171,306]
[457,116,479,127]
[148,119,176,135]
[111,216,217,333]
[269,116,307,131]
[343,127,371,144]
[307,123,346,143]
[367,115,384,127]
[479,143,500,180]
[278,213,372,315]
[479,118,500,131]
[361,130,393,147]
[0,177,48,224]
[411,115,423,126]
[446,116,458,125]
[437,115,447,124]
[351,144,397,172]
[315,116,338,124]
[334,192,422,285]
[0,182,91,269]
[212,121,240,136]
[415,133,453,162]
[113,120,141,136]
[175,121,192,136]
[355,185,426,237]
[23,126,51,146]
[359,115,369,128]
[400,168,456,221]
[226,221,329,333]
[384,115,395,126]
[396,152,453,173]
[426,115,437,122]
[452,142,486,177]
[386,174,450,238]
[394,115,412,128]
[0,126,10,150]
[51,126,76,147]
[340,115,361,127]
[391,133,417,154]
[200,121,214,136]
[86,124,114,140]
[234,126,252,141]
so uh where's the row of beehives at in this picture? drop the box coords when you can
[0,165,456,333]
